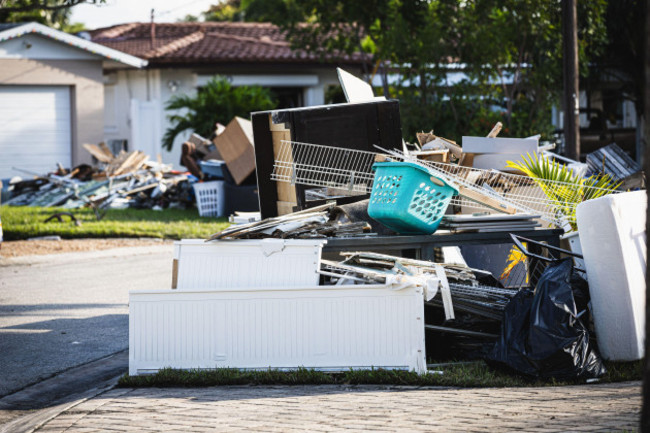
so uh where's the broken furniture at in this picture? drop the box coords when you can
[251,100,403,218]
[576,190,647,361]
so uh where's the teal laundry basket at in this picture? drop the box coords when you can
[368,161,458,235]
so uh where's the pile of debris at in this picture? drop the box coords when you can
[3,145,194,214]
[208,203,371,240]
[179,117,259,217]
[320,250,515,360]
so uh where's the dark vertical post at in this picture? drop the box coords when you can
[562,0,580,160]
[641,0,650,431]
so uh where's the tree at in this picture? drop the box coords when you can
[0,0,103,30]
[162,76,277,151]
[267,0,608,143]
[587,0,645,158]
[192,1,609,143]
[202,0,243,22]
[200,0,292,23]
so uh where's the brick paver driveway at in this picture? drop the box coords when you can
[37,381,640,432]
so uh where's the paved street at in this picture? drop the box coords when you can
[0,245,172,397]
[0,244,643,432]
[31,381,642,432]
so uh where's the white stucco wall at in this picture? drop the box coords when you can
[104,67,343,170]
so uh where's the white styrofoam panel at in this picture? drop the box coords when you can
[129,284,426,375]
[461,136,538,154]
[576,190,647,361]
[174,239,326,289]
[470,153,531,171]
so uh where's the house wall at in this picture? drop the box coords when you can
[0,58,104,166]
[105,67,343,170]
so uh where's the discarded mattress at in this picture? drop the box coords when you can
[576,190,647,361]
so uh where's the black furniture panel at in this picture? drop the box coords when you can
[252,100,403,219]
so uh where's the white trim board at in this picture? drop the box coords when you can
[197,74,319,87]
[0,22,147,68]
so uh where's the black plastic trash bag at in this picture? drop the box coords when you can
[486,258,606,380]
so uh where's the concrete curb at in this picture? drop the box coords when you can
[0,350,128,432]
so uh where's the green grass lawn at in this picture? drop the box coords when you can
[0,205,231,240]
[118,359,643,388]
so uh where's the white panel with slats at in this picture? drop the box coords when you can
[129,284,426,375]
[173,239,326,289]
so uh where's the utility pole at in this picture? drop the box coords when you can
[562,0,580,160]
[641,0,649,430]
[150,8,156,50]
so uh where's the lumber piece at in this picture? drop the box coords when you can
[83,143,114,164]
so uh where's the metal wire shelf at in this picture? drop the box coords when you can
[270,140,376,194]
[271,140,621,228]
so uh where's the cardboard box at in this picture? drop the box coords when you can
[208,117,255,185]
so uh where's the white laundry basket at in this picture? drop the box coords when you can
[193,181,225,217]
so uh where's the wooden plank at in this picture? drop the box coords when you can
[83,143,113,163]
[98,142,115,159]
[414,149,449,163]
[276,200,297,215]
[457,185,518,215]
[213,117,255,185]
[271,120,297,203]
[171,259,179,289]
[487,121,503,138]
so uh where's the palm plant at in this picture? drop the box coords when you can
[506,152,621,231]
[162,76,277,151]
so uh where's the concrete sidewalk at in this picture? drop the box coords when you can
[9,380,642,432]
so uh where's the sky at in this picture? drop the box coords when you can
[70,0,217,29]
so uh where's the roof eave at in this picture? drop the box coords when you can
[0,22,147,68]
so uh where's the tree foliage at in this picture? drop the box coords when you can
[588,0,645,116]
[162,76,277,151]
[0,0,102,30]
[257,0,608,142]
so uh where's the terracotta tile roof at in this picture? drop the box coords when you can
[90,22,363,66]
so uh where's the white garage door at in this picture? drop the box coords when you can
[0,86,72,180]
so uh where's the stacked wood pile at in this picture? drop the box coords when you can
[83,144,150,178]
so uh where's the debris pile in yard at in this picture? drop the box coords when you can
[320,250,516,360]
[207,203,372,240]
[179,117,259,217]
[3,147,195,213]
